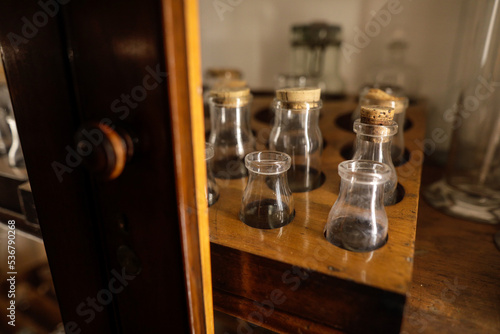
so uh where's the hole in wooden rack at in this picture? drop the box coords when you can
[334,111,355,132]
[340,143,411,168]
[394,148,411,167]
[388,183,406,206]
[255,107,274,124]
[404,118,413,132]
[340,142,354,160]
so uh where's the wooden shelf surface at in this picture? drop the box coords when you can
[209,95,427,333]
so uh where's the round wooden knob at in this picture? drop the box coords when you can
[75,122,135,181]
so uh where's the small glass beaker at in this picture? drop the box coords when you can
[239,151,295,229]
[352,88,408,165]
[269,87,323,192]
[208,87,256,179]
[324,160,391,252]
[205,142,219,207]
[352,106,398,205]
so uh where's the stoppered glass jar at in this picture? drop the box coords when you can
[269,87,323,192]
[324,160,391,252]
[208,87,256,179]
[239,151,295,229]
[353,88,408,165]
[352,105,398,205]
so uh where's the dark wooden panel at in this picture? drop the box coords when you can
[0,1,116,332]
[212,243,405,334]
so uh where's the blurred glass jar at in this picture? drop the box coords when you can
[289,22,344,96]
[203,68,242,91]
[208,87,256,179]
[239,151,294,229]
[205,142,219,207]
[424,0,500,224]
[352,88,408,165]
[324,160,391,252]
[269,87,323,192]
[365,36,420,102]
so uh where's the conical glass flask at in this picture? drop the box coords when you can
[324,160,391,252]
[239,151,294,229]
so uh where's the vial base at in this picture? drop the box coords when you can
[325,216,388,252]
[240,199,294,229]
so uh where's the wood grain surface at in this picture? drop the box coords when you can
[209,95,427,333]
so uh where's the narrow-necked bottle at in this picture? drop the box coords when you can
[208,87,255,179]
[269,87,323,192]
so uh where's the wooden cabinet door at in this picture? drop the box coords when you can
[0,0,212,332]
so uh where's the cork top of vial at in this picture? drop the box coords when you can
[209,87,251,107]
[206,68,242,80]
[211,79,248,90]
[276,87,321,102]
[360,105,394,125]
[365,88,406,101]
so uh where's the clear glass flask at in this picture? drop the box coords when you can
[239,151,294,229]
[352,88,408,165]
[324,160,391,252]
[205,142,219,207]
[352,106,398,205]
[269,87,323,192]
[208,87,256,179]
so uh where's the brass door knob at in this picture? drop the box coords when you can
[75,122,136,181]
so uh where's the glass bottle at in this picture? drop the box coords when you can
[365,35,420,102]
[205,142,219,207]
[239,151,294,229]
[324,160,391,252]
[424,0,500,224]
[352,88,408,165]
[269,87,323,192]
[352,106,398,205]
[208,87,256,179]
[289,23,344,97]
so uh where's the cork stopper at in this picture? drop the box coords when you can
[209,87,251,107]
[360,105,394,125]
[364,88,406,101]
[211,79,247,89]
[206,68,242,80]
[276,87,321,102]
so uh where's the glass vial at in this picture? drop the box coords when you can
[352,88,408,165]
[205,142,219,207]
[269,87,323,192]
[239,151,294,229]
[208,87,256,179]
[352,106,398,205]
[324,160,391,252]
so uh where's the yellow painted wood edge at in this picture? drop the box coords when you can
[184,1,214,333]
